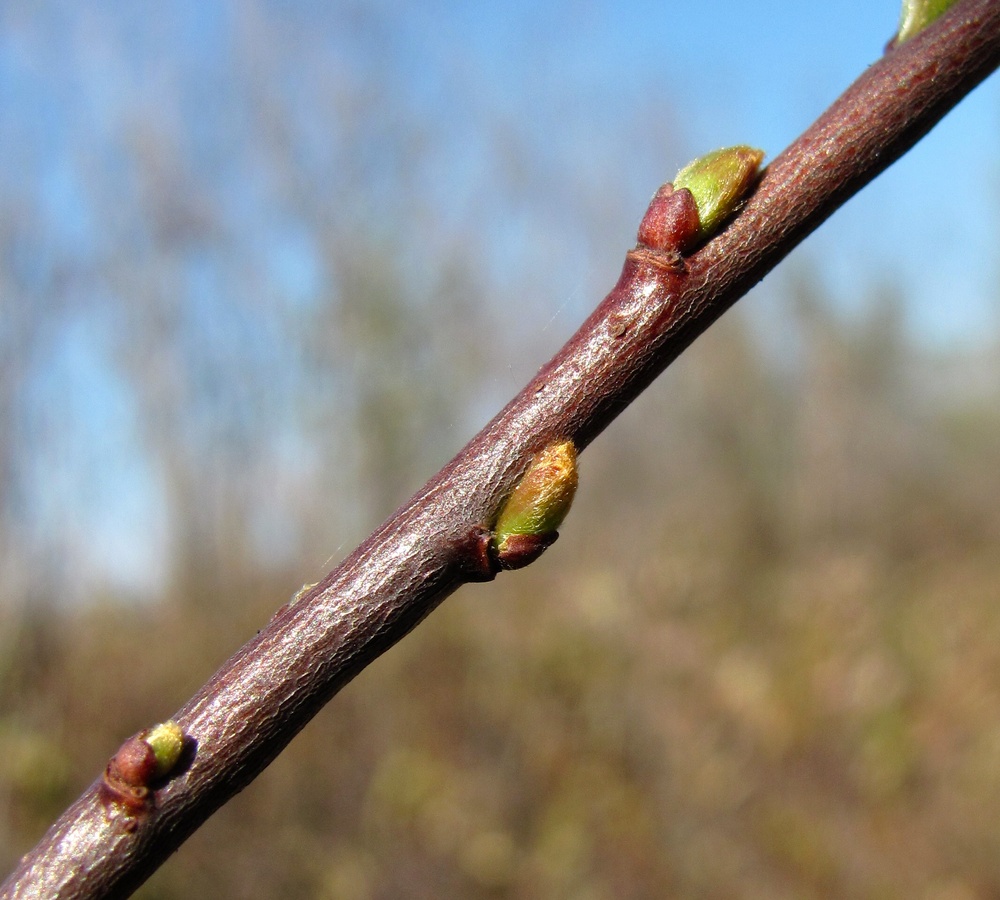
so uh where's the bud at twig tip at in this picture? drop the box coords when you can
[672,146,764,243]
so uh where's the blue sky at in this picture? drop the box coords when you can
[406,0,999,343]
[1,0,998,596]
[4,0,996,337]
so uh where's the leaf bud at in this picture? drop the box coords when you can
[144,720,185,779]
[672,145,764,244]
[493,441,578,570]
[892,0,958,46]
[637,183,701,255]
[102,720,187,815]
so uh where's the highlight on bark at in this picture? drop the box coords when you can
[492,440,579,570]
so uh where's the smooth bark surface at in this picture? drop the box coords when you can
[5,1,1000,896]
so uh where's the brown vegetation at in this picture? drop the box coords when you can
[5,279,1000,896]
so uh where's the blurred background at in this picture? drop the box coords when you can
[2,1,1000,897]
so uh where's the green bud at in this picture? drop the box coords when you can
[144,720,185,779]
[894,0,958,45]
[494,441,578,569]
[102,720,187,813]
[672,146,764,242]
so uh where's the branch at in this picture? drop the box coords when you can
[5,1,999,896]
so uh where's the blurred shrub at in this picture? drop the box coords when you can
[5,285,1000,897]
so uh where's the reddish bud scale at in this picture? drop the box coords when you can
[636,184,701,254]
[495,531,559,570]
[110,738,159,786]
[101,736,158,815]
[459,525,497,581]
[100,721,188,817]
